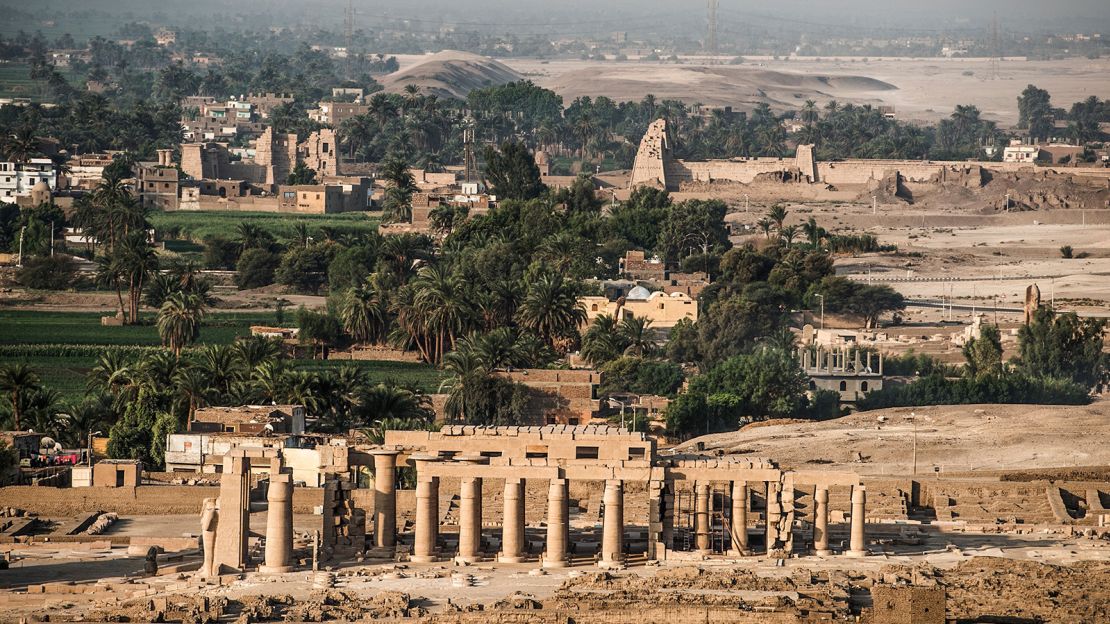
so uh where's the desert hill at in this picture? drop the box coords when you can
[538,63,896,111]
[380,50,523,101]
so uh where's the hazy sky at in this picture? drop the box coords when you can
[26,0,1110,35]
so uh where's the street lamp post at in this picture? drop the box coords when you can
[87,430,102,466]
[607,398,628,431]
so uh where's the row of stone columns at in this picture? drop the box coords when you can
[675,480,867,558]
[375,450,867,564]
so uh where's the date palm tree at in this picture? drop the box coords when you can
[766,204,788,232]
[157,292,206,357]
[342,279,389,345]
[0,364,40,432]
[516,270,586,351]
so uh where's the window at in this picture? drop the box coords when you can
[861,381,869,392]
[526,450,548,459]
[115,471,125,487]
[322,143,330,154]
[839,381,847,392]
[575,446,600,460]
[628,447,646,460]
[591,304,598,312]
[479,451,502,458]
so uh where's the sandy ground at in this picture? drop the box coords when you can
[485,55,1110,124]
[677,400,1110,477]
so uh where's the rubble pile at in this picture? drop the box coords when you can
[938,558,1110,623]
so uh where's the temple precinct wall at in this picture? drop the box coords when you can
[632,118,1110,194]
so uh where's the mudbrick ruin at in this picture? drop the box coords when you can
[0,425,1107,623]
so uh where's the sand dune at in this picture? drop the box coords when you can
[380,50,523,100]
[537,64,896,110]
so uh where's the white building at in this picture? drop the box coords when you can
[1003,144,1041,163]
[0,159,57,201]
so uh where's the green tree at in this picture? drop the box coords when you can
[0,364,40,432]
[1017,84,1054,142]
[286,162,319,185]
[515,268,586,352]
[599,357,684,396]
[1018,306,1106,388]
[666,348,812,436]
[235,248,280,289]
[275,243,335,294]
[482,141,545,201]
[962,324,1003,378]
[157,292,206,357]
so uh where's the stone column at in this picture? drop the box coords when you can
[455,456,484,564]
[600,480,624,568]
[411,455,440,563]
[730,481,748,555]
[694,482,711,554]
[214,453,251,572]
[370,450,399,550]
[814,487,832,556]
[260,472,294,573]
[847,486,868,557]
[543,478,569,568]
[499,477,526,563]
[766,482,781,554]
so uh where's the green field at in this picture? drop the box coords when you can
[0,63,82,102]
[150,211,381,243]
[0,310,444,403]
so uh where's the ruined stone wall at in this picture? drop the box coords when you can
[628,119,670,189]
[301,129,339,178]
[0,485,325,516]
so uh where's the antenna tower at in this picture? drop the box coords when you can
[344,0,355,80]
[989,13,1000,80]
[463,117,476,184]
[707,0,719,61]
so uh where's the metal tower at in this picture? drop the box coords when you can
[989,13,1001,80]
[344,0,355,80]
[707,0,719,60]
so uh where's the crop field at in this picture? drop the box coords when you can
[0,63,82,101]
[150,211,381,243]
[0,310,443,403]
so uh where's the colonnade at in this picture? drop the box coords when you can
[369,452,869,565]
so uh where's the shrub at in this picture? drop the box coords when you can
[1060,245,1074,259]
[16,255,79,290]
[236,248,280,290]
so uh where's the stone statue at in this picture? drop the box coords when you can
[144,546,159,575]
[1024,284,1041,325]
[200,497,219,577]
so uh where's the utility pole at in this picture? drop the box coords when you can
[815,294,825,330]
[706,0,719,61]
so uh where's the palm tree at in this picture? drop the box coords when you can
[515,270,586,351]
[618,316,654,357]
[581,315,621,366]
[411,265,473,364]
[0,364,40,431]
[232,335,282,372]
[800,100,819,126]
[119,230,158,324]
[173,366,209,421]
[756,218,773,240]
[2,125,40,163]
[236,222,271,252]
[158,292,207,357]
[779,225,799,246]
[87,351,135,397]
[766,204,789,231]
[342,280,389,344]
[802,217,824,248]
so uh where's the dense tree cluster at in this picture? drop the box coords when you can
[858,308,1106,411]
